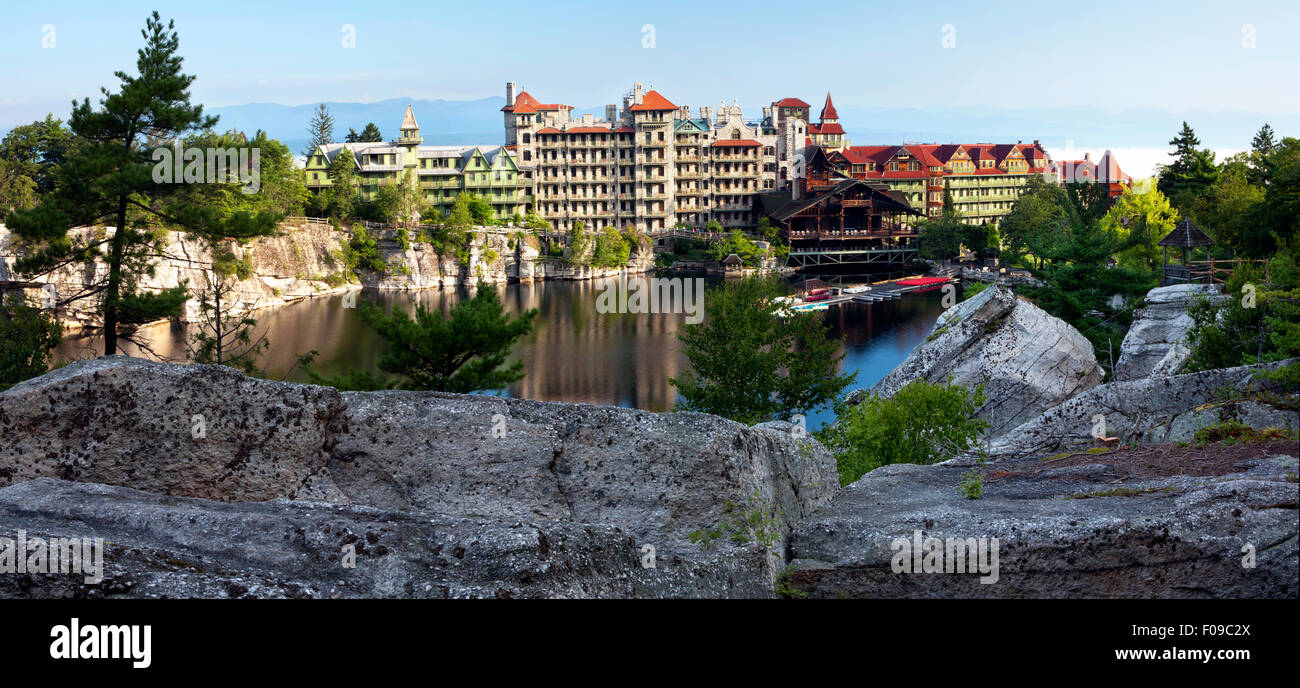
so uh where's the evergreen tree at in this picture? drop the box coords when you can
[670,276,855,424]
[1248,123,1277,187]
[359,122,383,142]
[1157,122,1219,209]
[5,12,277,355]
[299,283,538,392]
[304,103,335,158]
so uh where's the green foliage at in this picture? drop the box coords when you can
[963,281,990,300]
[339,225,388,275]
[1183,236,1300,388]
[302,283,537,393]
[918,214,965,260]
[816,378,987,486]
[708,229,765,266]
[670,276,855,424]
[958,468,985,500]
[115,284,190,325]
[591,226,633,268]
[1100,183,1180,271]
[1158,122,1221,210]
[324,148,359,219]
[303,103,334,159]
[0,294,62,390]
[565,221,590,265]
[3,12,254,355]
[687,491,781,551]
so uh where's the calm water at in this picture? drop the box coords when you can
[55,277,948,430]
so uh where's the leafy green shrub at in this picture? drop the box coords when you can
[591,226,632,268]
[817,378,988,486]
[0,294,62,390]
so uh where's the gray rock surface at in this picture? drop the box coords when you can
[1114,283,1226,381]
[0,478,768,599]
[786,451,1298,599]
[984,360,1298,460]
[872,285,1104,435]
[0,356,839,597]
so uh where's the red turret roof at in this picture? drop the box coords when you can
[774,97,810,108]
[820,92,838,121]
[629,90,678,111]
[501,90,573,113]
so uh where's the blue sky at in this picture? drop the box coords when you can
[1,0,1296,117]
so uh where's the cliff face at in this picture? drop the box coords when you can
[0,220,654,329]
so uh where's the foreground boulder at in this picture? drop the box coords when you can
[786,445,1298,598]
[0,357,839,597]
[873,285,1104,435]
[0,479,767,599]
[1114,283,1225,381]
[985,360,1298,460]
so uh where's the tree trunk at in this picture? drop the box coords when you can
[102,197,129,355]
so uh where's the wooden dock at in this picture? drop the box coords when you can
[792,275,954,308]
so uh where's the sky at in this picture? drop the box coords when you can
[0,0,1296,175]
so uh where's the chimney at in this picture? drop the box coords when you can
[505,82,517,106]
[701,106,712,122]
[679,105,690,119]
[762,106,773,122]
[605,104,617,123]
[633,82,644,104]
[583,113,593,125]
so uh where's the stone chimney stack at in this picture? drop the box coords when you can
[605,104,617,123]
[701,105,712,122]
[633,82,644,105]
[762,106,773,123]
[505,82,517,106]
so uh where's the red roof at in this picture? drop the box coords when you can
[712,139,761,147]
[629,90,678,111]
[564,126,612,134]
[774,97,810,108]
[613,126,636,133]
[820,92,838,121]
[536,127,563,135]
[501,90,572,112]
[811,122,845,135]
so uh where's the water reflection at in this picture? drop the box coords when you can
[56,279,947,430]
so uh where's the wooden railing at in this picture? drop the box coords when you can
[1165,258,1269,285]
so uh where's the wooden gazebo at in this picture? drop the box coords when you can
[1159,218,1214,286]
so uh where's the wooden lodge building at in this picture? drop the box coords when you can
[758,147,921,256]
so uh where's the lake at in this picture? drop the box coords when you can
[55,276,949,430]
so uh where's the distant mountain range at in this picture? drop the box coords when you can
[6,95,1281,179]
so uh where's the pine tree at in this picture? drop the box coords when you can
[1252,123,1277,158]
[359,122,383,142]
[304,103,334,157]
[1248,123,1277,186]
[1157,122,1219,209]
[5,12,277,355]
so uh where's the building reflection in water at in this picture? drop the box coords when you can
[55,279,949,425]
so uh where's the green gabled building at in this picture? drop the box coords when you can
[303,105,533,221]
